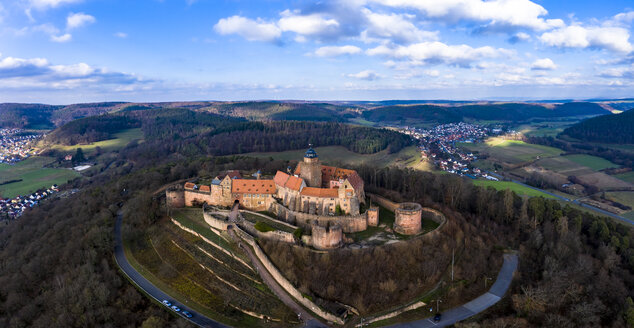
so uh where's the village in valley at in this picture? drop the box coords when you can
[397,123,507,180]
[0,128,40,164]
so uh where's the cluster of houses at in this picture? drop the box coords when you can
[0,129,40,164]
[398,123,502,179]
[0,185,59,219]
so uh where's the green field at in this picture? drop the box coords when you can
[564,154,619,171]
[244,145,434,171]
[459,137,562,164]
[473,180,556,198]
[0,156,80,198]
[49,128,144,154]
[615,171,634,184]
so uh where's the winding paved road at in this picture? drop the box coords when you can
[387,253,518,328]
[114,213,229,328]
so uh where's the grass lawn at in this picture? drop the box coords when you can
[564,154,619,171]
[459,137,562,164]
[48,128,144,154]
[473,180,556,199]
[605,191,634,209]
[614,171,634,184]
[243,145,434,171]
[0,156,80,198]
[241,212,296,233]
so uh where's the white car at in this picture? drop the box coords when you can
[162,300,172,307]
[171,305,181,312]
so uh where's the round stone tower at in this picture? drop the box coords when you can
[394,203,422,235]
[311,222,343,250]
[300,146,322,187]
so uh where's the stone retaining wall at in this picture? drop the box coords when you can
[234,227,345,325]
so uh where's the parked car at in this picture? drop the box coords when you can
[181,311,193,318]
[162,300,172,307]
[171,305,181,312]
[434,313,442,322]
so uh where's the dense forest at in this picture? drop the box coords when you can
[561,109,634,144]
[361,102,608,124]
[353,166,634,327]
[44,108,414,157]
[46,115,141,145]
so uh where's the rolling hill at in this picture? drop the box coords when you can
[561,109,634,144]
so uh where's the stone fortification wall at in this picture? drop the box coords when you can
[311,224,343,250]
[233,227,345,325]
[166,189,185,208]
[184,190,214,207]
[394,203,422,235]
[271,202,368,233]
[202,210,232,231]
[368,193,399,211]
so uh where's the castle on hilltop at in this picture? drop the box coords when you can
[167,147,365,216]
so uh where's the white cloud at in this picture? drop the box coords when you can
[531,58,557,70]
[50,33,72,42]
[214,16,281,42]
[361,8,438,44]
[539,25,633,53]
[50,62,94,76]
[114,32,128,38]
[348,70,381,80]
[599,65,634,79]
[66,12,95,30]
[0,54,145,90]
[29,0,82,10]
[509,32,531,43]
[610,11,634,26]
[313,45,362,57]
[371,0,564,31]
[278,10,340,36]
[367,41,511,67]
[0,56,48,70]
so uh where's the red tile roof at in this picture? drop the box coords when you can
[199,185,211,192]
[285,175,304,191]
[274,171,290,187]
[184,182,196,190]
[300,187,338,198]
[231,179,276,194]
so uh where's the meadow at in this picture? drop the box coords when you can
[564,154,619,171]
[48,128,144,154]
[472,180,556,198]
[0,156,79,198]
[459,137,562,164]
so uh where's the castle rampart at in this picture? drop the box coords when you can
[166,187,185,208]
[271,202,368,233]
[394,203,423,235]
[311,223,343,250]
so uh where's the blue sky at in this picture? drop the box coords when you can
[1,0,634,103]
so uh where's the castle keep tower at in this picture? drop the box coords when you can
[300,146,322,188]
